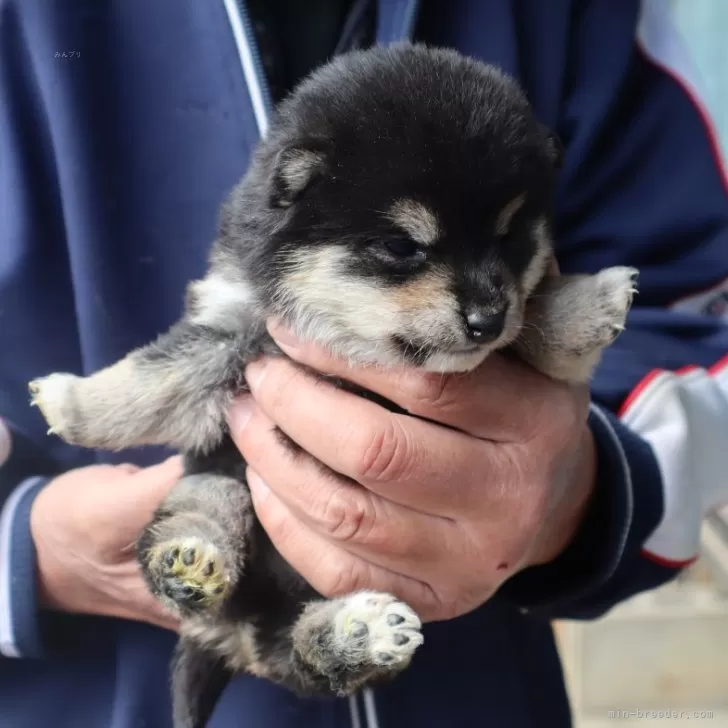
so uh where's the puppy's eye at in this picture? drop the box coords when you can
[382,239,425,259]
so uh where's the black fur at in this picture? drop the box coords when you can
[28,44,638,728]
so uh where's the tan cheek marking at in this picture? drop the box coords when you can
[276,246,402,342]
[387,198,441,246]
[520,216,552,297]
[495,194,527,236]
[387,267,454,315]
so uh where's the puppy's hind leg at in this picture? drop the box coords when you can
[258,592,424,697]
[514,266,638,384]
[171,638,233,728]
[138,442,252,615]
[29,321,248,453]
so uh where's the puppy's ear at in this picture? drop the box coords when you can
[271,139,329,208]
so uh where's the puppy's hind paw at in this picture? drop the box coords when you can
[29,373,82,443]
[148,537,231,614]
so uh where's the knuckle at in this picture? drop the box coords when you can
[350,419,412,483]
[319,488,375,544]
[401,371,457,413]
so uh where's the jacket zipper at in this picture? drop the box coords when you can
[222,0,274,138]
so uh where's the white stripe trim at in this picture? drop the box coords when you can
[0,476,46,658]
[222,0,270,138]
[348,694,362,728]
[637,0,710,106]
[0,418,11,467]
[621,366,728,563]
[589,404,635,583]
[636,0,728,188]
[362,688,380,728]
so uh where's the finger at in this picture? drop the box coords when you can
[114,596,180,633]
[230,372,494,514]
[249,464,453,584]
[143,599,180,633]
[131,456,184,492]
[266,321,569,442]
[235,407,454,562]
[113,456,185,537]
[248,477,444,621]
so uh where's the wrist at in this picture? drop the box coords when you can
[29,490,73,613]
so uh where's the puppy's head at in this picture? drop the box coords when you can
[241,44,562,372]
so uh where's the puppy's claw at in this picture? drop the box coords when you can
[26,373,81,444]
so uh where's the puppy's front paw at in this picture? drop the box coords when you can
[147,537,231,613]
[29,373,83,443]
[589,266,639,344]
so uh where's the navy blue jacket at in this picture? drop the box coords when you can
[2,1,728,727]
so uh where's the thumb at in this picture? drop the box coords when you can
[131,455,184,493]
[113,456,184,536]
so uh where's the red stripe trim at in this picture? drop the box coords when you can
[617,369,663,418]
[708,353,728,376]
[641,548,698,569]
[674,364,699,376]
[619,355,727,418]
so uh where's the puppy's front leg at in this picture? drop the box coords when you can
[29,320,251,453]
[515,266,638,384]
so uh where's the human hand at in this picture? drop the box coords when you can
[228,322,597,623]
[30,457,183,631]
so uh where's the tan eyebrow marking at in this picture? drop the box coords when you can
[387,198,441,246]
[495,194,527,236]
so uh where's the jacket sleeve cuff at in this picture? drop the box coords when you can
[499,403,670,619]
[0,476,49,658]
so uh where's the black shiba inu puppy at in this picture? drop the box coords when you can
[29,44,637,728]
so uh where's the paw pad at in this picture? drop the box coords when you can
[151,538,229,609]
[334,591,423,670]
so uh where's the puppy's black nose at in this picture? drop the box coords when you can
[464,307,507,342]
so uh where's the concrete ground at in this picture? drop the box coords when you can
[554,515,728,727]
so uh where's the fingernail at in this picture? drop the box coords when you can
[247,469,270,503]
[267,320,301,351]
[245,359,269,392]
[227,396,255,433]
